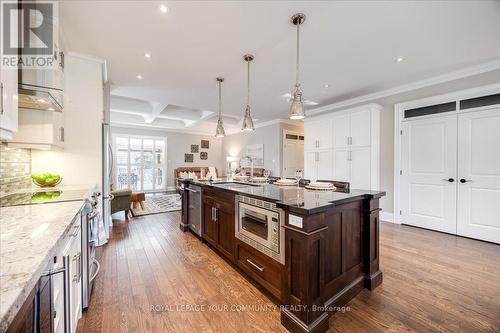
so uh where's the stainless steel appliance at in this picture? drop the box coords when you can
[235,195,284,264]
[99,81,112,246]
[82,194,100,309]
[186,185,202,236]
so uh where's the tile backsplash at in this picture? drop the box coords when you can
[0,143,31,197]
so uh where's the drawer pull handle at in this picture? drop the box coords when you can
[246,259,265,272]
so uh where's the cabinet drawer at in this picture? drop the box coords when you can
[203,190,234,213]
[236,240,282,300]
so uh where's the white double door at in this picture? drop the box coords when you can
[401,108,500,243]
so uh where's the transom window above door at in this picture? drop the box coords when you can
[114,135,166,192]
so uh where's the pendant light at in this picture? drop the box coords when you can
[241,54,255,131]
[215,77,226,137]
[289,13,306,120]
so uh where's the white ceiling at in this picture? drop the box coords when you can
[60,1,500,133]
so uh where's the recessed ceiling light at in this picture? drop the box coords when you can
[136,74,143,80]
[37,98,47,103]
[47,107,55,111]
[395,57,405,63]
[144,52,151,59]
[159,4,169,13]
[323,84,329,88]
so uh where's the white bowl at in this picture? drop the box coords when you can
[308,182,334,188]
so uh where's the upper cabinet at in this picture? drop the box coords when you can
[304,104,381,190]
[0,67,19,140]
[304,118,333,150]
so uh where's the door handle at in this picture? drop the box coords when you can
[460,179,472,183]
[315,140,319,148]
[58,127,65,142]
[214,208,218,222]
[442,178,454,182]
[246,259,265,272]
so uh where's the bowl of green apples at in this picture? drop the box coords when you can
[31,173,62,188]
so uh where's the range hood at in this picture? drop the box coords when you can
[18,83,63,112]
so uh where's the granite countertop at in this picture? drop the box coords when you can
[0,185,95,333]
[185,179,385,214]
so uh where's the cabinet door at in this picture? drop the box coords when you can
[217,207,235,261]
[332,113,350,149]
[69,229,82,333]
[304,151,318,181]
[38,275,52,333]
[350,109,371,147]
[203,202,218,246]
[317,150,334,180]
[0,67,18,134]
[333,149,350,183]
[305,119,332,150]
[350,148,371,190]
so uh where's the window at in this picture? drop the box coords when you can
[114,135,166,192]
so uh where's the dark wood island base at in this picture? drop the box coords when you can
[280,197,383,333]
[180,180,385,333]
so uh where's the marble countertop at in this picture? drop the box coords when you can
[185,179,385,214]
[0,185,95,333]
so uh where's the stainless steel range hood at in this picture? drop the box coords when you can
[18,83,63,112]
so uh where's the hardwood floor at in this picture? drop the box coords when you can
[77,212,500,333]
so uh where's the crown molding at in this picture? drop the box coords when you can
[307,58,500,116]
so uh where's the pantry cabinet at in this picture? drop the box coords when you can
[304,104,381,190]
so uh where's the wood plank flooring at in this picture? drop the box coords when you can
[77,213,500,333]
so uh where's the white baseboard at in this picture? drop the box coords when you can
[380,212,395,223]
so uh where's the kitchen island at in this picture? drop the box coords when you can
[180,180,385,333]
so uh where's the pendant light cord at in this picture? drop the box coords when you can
[247,59,250,107]
[218,80,222,119]
[296,22,300,87]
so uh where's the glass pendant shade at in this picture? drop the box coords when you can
[289,84,305,120]
[242,105,254,131]
[215,77,226,137]
[215,117,226,137]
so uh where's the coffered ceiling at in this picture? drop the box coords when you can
[60,1,500,133]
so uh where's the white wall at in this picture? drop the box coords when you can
[221,122,304,177]
[110,126,224,190]
[31,54,104,189]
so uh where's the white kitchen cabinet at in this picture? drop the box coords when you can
[68,223,82,333]
[304,150,333,181]
[350,148,371,190]
[0,66,19,139]
[8,109,65,149]
[332,113,350,148]
[304,104,380,189]
[304,118,332,150]
[332,149,350,183]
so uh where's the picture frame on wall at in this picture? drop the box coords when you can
[191,144,199,153]
[246,144,264,166]
[200,152,208,160]
[201,140,209,149]
[185,153,194,163]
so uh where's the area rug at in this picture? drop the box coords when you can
[131,193,181,217]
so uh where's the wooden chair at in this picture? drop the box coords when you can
[317,180,350,193]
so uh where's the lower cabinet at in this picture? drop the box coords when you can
[235,240,283,301]
[6,214,83,333]
[202,189,235,262]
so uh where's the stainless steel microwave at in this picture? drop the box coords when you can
[235,195,284,264]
